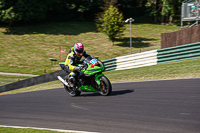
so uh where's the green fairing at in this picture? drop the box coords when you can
[77,73,104,92]
[77,58,104,92]
[78,85,98,92]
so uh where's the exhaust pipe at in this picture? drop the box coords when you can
[57,76,69,87]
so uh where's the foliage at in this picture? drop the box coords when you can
[96,1,126,45]
[145,0,182,23]
[0,0,104,24]
[0,0,183,25]
[0,0,50,25]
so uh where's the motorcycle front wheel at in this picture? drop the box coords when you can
[99,76,112,96]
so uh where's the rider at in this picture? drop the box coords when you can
[64,43,90,86]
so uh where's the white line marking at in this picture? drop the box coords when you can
[71,103,89,110]
[0,125,99,133]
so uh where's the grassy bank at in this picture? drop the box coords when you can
[0,22,180,75]
[1,58,200,95]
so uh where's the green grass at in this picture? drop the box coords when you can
[0,127,68,133]
[0,22,180,75]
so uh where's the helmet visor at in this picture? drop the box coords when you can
[76,48,84,54]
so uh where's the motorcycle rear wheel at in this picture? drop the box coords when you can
[64,85,81,97]
[63,76,81,97]
[99,76,112,96]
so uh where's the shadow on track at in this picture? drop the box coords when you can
[79,89,134,97]
[111,89,134,96]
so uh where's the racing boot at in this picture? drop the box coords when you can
[68,72,76,87]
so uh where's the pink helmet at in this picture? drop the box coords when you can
[74,43,84,56]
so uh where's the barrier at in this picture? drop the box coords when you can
[0,70,65,93]
[103,42,200,71]
[102,50,158,71]
[157,42,200,64]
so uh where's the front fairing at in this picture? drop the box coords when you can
[80,57,104,75]
[84,64,103,75]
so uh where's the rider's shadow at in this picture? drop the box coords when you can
[79,89,134,97]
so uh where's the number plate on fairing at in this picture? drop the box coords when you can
[89,59,99,65]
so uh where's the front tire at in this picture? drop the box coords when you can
[99,76,112,96]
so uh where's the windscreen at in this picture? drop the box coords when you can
[84,56,93,64]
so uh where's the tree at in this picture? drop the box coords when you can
[167,0,182,24]
[145,0,158,23]
[145,0,182,24]
[96,0,125,45]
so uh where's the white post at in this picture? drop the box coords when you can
[125,18,134,54]
[130,19,132,54]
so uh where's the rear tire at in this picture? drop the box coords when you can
[63,76,81,97]
[64,85,81,97]
[99,76,112,96]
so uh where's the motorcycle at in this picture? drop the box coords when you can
[57,56,112,96]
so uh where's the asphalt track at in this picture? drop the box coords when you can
[0,78,200,133]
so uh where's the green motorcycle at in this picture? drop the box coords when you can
[57,56,112,96]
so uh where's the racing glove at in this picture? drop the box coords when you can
[74,66,83,71]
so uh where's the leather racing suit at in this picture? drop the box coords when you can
[64,47,90,77]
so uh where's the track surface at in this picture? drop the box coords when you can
[0,78,200,133]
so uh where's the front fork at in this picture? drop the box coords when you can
[94,73,104,88]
